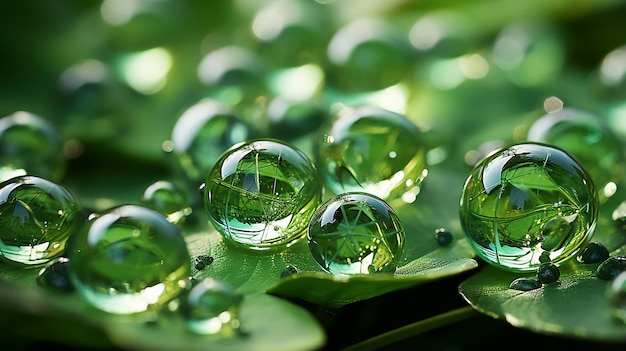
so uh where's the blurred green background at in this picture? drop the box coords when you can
[0,0,626,349]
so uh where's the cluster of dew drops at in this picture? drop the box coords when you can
[1,0,626,336]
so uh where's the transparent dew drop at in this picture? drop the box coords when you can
[597,256,626,281]
[141,180,192,225]
[307,192,405,275]
[459,142,598,272]
[0,111,67,182]
[280,264,299,278]
[536,262,560,284]
[509,277,542,291]
[607,271,626,324]
[315,106,429,204]
[0,175,84,267]
[193,254,214,271]
[37,257,74,292]
[434,227,453,246]
[204,139,322,252]
[66,204,191,314]
[577,241,610,264]
[181,278,243,336]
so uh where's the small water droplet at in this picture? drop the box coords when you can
[280,265,299,278]
[509,277,542,291]
[597,256,626,280]
[194,254,214,270]
[434,227,453,246]
[182,278,243,336]
[577,241,609,264]
[537,262,560,284]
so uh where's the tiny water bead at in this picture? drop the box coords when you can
[0,111,67,182]
[434,227,453,246]
[66,205,191,314]
[536,262,560,284]
[0,175,84,267]
[181,278,243,336]
[141,180,192,225]
[193,254,214,271]
[459,142,598,272]
[204,139,322,252]
[526,107,625,202]
[509,277,542,291]
[167,98,255,186]
[307,192,405,275]
[315,106,429,204]
[280,264,299,278]
[577,241,610,264]
[596,256,626,281]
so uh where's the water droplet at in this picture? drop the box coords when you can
[194,254,214,270]
[536,262,560,284]
[316,106,429,203]
[307,192,405,275]
[280,265,299,278]
[182,278,243,336]
[460,142,598,272]
[37,257,74,292]
[0,175,84,267]
[597,256,626,280]
[141,180,192,225]
[577,241,609,264]
[0,111,67,182]
[434,227,453,246]
[66,204,191,314]
[509,277,542,291]
[204,139,322,252]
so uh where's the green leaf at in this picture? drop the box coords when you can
[268,244,477,309]
[0,267,325,351]
[458,256,626,342]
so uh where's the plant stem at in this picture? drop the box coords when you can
[341,306,480,351]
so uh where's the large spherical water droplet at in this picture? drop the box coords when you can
[66,204,191,314]
[526,107,625,203]
[181,278,243,336]
[307,192,405,275]
[315,106,429,204]
[141,180,192,225]
[459,142,598,272]
[204,139,322,252]
[0,112,67,182]
[0,175,84,267]
[168,99,255,186]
